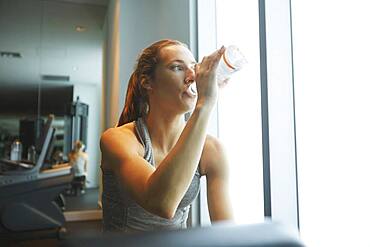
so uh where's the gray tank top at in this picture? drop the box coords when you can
[101,118,201,233]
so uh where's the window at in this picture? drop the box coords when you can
[292,1,370,246]
[216,0,264,224]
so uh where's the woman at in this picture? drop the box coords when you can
[100,39,233,232]
[69,140,88,195]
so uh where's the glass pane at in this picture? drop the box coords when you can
[216,0,264,224]
[291,0,370,246]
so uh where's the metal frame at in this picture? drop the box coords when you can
[258,0,272,218]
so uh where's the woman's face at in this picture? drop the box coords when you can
[149,45,197,114]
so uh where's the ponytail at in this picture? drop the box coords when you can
[117,71,148,127]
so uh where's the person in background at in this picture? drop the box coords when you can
[69,140,88,195]
[100,39,233,232]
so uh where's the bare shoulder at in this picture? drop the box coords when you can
[200,135,228,176]
[100,122,133,138]
[205,135,224,151]
[100,122,143,170]
[100,123,135,149]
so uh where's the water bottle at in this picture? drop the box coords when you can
[217,45,247,83]
[27,145,36,163]
[10,139,23,161]
[190,45,247,94]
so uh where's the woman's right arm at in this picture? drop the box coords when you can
[100,47,225,219]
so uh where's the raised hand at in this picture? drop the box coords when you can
[194,46,226,108]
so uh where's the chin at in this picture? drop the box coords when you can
[184,99,197,111]
[176,102,194,115]
[179,94,196,111]
[188,101,196,111]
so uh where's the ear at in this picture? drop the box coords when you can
[141,77,153,91]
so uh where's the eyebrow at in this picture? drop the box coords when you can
[167,59,197,65]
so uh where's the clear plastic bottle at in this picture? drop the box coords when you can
[217,45,247,84]
[190,45,247,94]
[10,139,22,161]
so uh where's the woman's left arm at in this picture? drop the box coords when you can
[202,136,234,222]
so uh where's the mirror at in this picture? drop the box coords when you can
[0,0,106,216]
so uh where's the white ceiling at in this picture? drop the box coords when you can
[0,0,107,89]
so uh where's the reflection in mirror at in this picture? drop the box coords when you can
[0,0,106,228]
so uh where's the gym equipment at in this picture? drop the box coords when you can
[0,115,73,240]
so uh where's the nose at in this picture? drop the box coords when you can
[185,65,196,84]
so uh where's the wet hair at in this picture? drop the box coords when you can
[117,39,187,127]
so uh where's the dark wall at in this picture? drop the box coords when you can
[0,84,73,116]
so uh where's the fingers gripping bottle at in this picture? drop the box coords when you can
[190,45,247,94]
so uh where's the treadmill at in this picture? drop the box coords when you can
[0,115,73,240]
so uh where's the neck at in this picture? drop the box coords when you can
[145,107,187,154]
